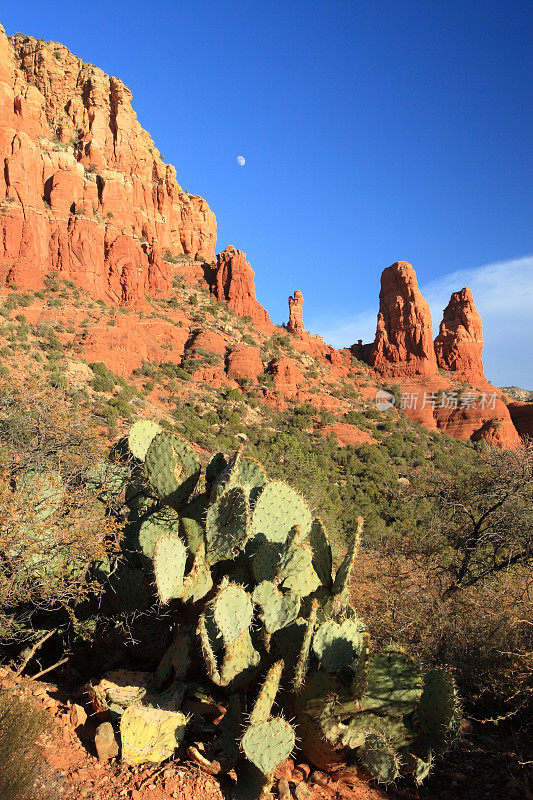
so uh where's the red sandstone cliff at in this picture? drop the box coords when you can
[434,288,486,385]
[211,246,273,333]
[368,262,438,377]
[0,27,216,302]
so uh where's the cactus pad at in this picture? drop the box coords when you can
[294,599,318,690]
[360,733,400,784]
[277,541,321,597]
[312,618,366,672]
[128,420,162,461]
[120,705,188,764]
[153,535,187,604]
[138,508,180,561]
[309,518,333,588]
[241,717,296,775]
[331,517,363,598]
[179,494,208,555]
[220,629,261,688]
[251,481,312,543]
[415,669,461,751]
[249,659,284,725]
[252,581,300,634]
[213,582,253,644]
[205,485,250,564]
[181,543,213,603]
[360,647,423,716]
[340,713,411,750]
[206,452,228,489]
[144,432,200,508]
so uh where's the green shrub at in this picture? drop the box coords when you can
[91,374,115,393]
[163,249,179,264]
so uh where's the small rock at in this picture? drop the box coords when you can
[70,703,88,728]
[296,764,311,781]
[278,777,291,800]
[309,770,328,788]
[95,721,119,762]
[274,759,294,780]
[293,782,312,800]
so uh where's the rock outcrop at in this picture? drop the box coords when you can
[507,402,533,439]
[434,288,485,385]
[211,246,273,333]
[287,290,306,335]
[271,356,304,395]
[0,27,216,302]
[226,346,265,382]
[368,262,438,377]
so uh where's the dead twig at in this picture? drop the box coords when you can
[14,629,57,678]
[31,656,68,680]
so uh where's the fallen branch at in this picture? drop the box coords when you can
[14,629,57,678]
[31,656,68,680]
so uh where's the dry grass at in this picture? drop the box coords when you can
[0,688,55,800]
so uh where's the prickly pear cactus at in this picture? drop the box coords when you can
[90,422,462,794]
[128,419,162,461]
[144,432,200,508]
[120,706,188,764]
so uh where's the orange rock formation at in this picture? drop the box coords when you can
[211,246,273,333]
[368,262,438,377]
[0,27,216,302]
[287,290,306,334]
[434,288,486,385]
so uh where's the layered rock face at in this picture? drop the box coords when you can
[287,290,306,334]
[211,246,273,333]
[0,27,216,302]
[507,402,533,438]
[434,288,486,385]
[368,262,438,377]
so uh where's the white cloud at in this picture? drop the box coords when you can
[315,255,533,388]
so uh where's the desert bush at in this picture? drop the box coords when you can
[0,377,118,646]
[364,441,533,714]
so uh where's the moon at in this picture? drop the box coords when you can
[237,155,246,166]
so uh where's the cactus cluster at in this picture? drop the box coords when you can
[89,420,462,796]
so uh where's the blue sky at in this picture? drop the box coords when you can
[3,1,532,385]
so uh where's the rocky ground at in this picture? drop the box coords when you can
[2,668,529,800]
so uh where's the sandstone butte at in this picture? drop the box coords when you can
[368,261,438,377]
[0,26,530,449]
[434,287,486,385]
